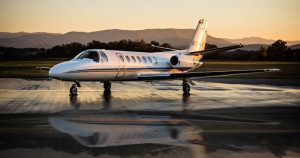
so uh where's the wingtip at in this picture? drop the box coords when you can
[265,68,281,72]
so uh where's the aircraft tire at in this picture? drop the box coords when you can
[104,89,111,94]
[104,81,111,91]
[183,82,190,94]
[70,84,78,96]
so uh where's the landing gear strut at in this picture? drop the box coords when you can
[103,81,111,93]
[182,81,190,94]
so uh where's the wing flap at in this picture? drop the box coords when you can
[138,69,280,80]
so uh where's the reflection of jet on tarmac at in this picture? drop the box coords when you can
[49,112,275,151]
[38,19,279,96]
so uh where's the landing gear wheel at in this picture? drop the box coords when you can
[182,82,190,94]
[70,84,78,96]
[103,81,111,93]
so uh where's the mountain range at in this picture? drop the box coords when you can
[0,29,299,50]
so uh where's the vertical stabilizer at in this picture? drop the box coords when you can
[187,19,208,52]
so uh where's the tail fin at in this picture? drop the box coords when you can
[187,19,208,52]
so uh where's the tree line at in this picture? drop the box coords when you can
[207,40,300,61]
[0,40,174,59]
[0,39,299,61]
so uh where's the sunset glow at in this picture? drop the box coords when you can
[0,0,299,40]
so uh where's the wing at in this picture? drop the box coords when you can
[188,44,244,56]
[36,67,51,70]
[138,69,280,80]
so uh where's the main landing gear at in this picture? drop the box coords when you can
[103,81,111,94]
[70,81,81,96]
[182,81,191,94]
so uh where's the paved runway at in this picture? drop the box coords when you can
[0,78,299,113]
[0,78,300,158]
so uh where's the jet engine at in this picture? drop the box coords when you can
[170,56,179,66]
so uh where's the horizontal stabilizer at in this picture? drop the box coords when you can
[188,44,244,56]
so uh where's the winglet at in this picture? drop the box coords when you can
[264,68,280,72]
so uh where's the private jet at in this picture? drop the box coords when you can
[43,19,279,96]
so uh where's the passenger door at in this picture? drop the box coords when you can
[116,53,126,79]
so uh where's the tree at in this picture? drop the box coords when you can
[258,46,268,59]
[267,39,288,60]
[87,40,106,49]
[205,43,217,50]
[65,42,85,57]
[150,41,160,46]
[160,43,172,48]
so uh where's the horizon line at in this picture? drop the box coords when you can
[0,29,299,42]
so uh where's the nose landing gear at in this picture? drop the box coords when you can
[70,84,78,96]
[70,81,81,96]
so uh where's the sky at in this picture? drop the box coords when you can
[0,0,299,40]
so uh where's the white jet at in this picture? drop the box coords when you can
[42,19,279,96]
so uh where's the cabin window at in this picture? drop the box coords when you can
[142,56,147,63]
[125,56,130,62]
[99,51,108,62]
[131,56,136,62]
[80,51,99,62]
[147,57,152,63]
[153,57,157,64]
[137,56,142,63]
[119,55,124,62]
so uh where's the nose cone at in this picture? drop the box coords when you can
[49,61,79,79]
[49,65,61,78]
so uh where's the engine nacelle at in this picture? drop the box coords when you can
[170,56,179,66]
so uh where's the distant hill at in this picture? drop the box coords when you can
[240,44,268,51]
[224,37,300,46]
[0,29,232,48]
[290,44,300,50]
[0,30,299,50]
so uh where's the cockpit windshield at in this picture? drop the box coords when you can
[73,50,108,63]
[74,51,99,62]
[73,51,85,60]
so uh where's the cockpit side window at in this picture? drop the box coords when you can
[80,51,99,62]
[99,51,108,63]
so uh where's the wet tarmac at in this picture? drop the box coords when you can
[0,78,300,158]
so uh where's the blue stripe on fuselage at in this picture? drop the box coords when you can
[66,67,191,73]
